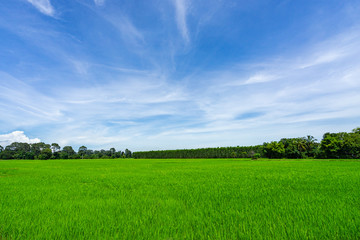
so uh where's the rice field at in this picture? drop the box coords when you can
[1,158,360,239]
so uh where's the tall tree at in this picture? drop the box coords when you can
[4,142,31,159]
[31,142,50,157]
[51,143,61,153]
[38,148,52,160]
[110,148,116,156]
[320,132,344,158]
[62,146,76,159]
[6,142,30,152]
[78,146,87,159]
[263,141,285,159]
[125,149,132,158]
[352,127,360,134]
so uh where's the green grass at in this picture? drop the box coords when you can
[1,158,360,239]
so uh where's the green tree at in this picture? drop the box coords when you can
[125,149,132,158]
[281,138,301,158]
[263,141,285,158]
[38,148,52,160]
[344,130,360,158]
[318,128,360,159]
[352,127,360,134]
[5,142,31,159]
[51,143,61,153]
[31,142,50,157]
[62,146,76,159]
[320,133,344,158]
[305,135,319,158]
[252,153,261,160]
[110,148,116,157]
[85,149,94,159]
[0,150,13,159]
[78,146,87,159]
[6,142,30,152]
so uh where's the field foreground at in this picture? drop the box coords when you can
[1,158,360,239]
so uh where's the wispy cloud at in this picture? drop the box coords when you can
[26,0,55,17]
[102,14,145,49]
[0,72,65,128]
[42,27,360,149]
[171,28,360,142]
[243,74,279,85]
[94,0,105,6]
[0,131,41,147]
[173,0,190,43]
[1,1,360,150]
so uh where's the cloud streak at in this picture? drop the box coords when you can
[2,26,360,150]
[0,72,65,129]
[26,0,55,17]
[1,1,360,150]
[173,0,190,43]
[94,0,105,6]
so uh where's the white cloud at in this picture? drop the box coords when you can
[243,74,279,85]
[26,0,55,17]
[1,2,360,151]
[175,28,360,138]
[94,0,105,6]
[0,131,41,147]
[51,27,360,150]
[173,0,190,43]
[103,15,144,48]
[0,71,65,128]
[71,59,90,75]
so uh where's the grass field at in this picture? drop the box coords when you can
[1,158,360,239]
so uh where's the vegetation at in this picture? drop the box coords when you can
[0,128,358,160]
[0,142,132,160]
[1,158,360,239]
[134,128,360,159]
[133,145,263,159]
[320,128,360,159]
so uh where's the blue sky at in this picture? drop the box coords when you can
[0,0,360,151]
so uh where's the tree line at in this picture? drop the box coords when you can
[0,128,359,160]
[133,146,263,159]
[0,142,132,160]
[133,128,360,159]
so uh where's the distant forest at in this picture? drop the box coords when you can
[0,128,359,160]
[0,143,132,160]
[133,128,360,159]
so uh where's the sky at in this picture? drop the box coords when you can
[0,0,360,151]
